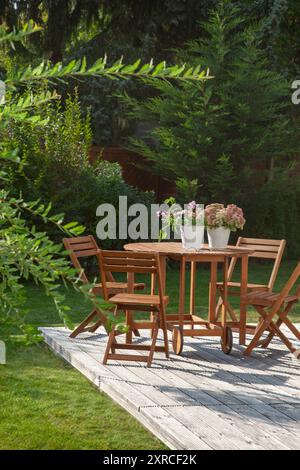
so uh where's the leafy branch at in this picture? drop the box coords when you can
[0,20,42,45]
[0,90,60,126]
[0,20,211,342]
[6,57,211,88]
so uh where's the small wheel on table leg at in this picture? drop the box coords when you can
[221,327,233,355]
[172,327,184,355]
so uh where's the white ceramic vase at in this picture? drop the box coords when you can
[207,227,230,250]
[180,225,204,250]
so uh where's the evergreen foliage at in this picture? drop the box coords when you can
[0,21,208,341]
[123,3,300,256]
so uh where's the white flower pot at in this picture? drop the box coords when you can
[180,225,204,250]
[207,227,230,250]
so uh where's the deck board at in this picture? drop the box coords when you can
[40,326,300,450]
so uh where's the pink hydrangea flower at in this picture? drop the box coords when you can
[204,203,245,231]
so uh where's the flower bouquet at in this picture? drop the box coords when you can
[204,203,245,249]
[157,199,204,249]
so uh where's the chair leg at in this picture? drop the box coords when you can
[260,308,285,348]
[244,307,271,356]
[162,323,170,359]
[215,296,223,320]
[225,301,238,322]
[244,304,297,356]
[216,291,238,322]
[147,322,159,367]
[276,301,300,341]
[282,316,300,341]
[88,319,104,333]
[70,309,97,338]
[150,273,156,339]
[150,312,155,339]
[111,336,118,354]
[159,307,170,359]
[125,310,133,344]
[103,326,116,365]
[103,303,168,367]
[260,303,299,349]
[267,320,297,354]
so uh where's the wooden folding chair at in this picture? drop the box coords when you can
[99,250,169,367]
[243,262,300,357]
[63,236,144,338]
[216,238,286,321]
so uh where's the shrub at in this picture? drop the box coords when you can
[3,92,155,247]
[240,173,300,259]
[0,21,208,343]
[123,2,300,256]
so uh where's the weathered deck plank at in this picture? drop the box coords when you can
[40,327,300,450]
[185,338,300,405]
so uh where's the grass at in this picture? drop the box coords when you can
[25,259,300,327]
[0,344,166,450]
[1,259,299,450]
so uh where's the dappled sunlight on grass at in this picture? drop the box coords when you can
[24,260,300,327]
[0,345,166,450]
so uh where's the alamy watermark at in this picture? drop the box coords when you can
[0,340,6,365]
[96,196,204,241]
[291,80,300,104]
[0,80,5,105]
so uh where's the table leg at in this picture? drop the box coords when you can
[179,257,186,327]
[150,272,156,338]
[221,257,229,340]
[170,255,186,355]
[126,272,134,343]
[239,254,249,345]
[188,260,196,331]
[151,272,156,296]
[209,261,218,323]
[189,261,196,315]
[158,255,167,293]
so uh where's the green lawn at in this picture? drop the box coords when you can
[1,259,299,450]
[0,344,166,450]
[24,258,300,327]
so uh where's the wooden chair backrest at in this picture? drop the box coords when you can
[99,250,165,307]
[283,262,300,299]
[228,237,286,289]
[269,262,300,316]
[63,236,115,284]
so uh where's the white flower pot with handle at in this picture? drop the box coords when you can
[207,227,230,250]
[180,225,204,250]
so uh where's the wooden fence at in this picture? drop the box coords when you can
[89,145,175,200]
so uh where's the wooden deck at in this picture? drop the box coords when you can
[40,326,300,450]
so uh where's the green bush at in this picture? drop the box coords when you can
[123,2,300,257]
[240,174,300,259]
[0,20,208,342]
[3,93,154,247]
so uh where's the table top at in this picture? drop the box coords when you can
[124,242,253,259]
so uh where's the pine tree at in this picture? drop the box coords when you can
[123,2,295,203]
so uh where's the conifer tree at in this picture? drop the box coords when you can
[124,2,295,203]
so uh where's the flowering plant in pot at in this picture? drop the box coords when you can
[204,203,245,249]
[157,199,204,250]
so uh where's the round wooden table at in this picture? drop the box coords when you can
[124,242,254,355]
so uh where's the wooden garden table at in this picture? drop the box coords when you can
[124,242,254,354]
